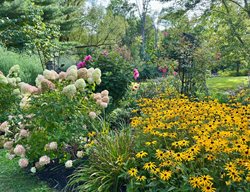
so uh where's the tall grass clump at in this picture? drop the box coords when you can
[0,47,42,84]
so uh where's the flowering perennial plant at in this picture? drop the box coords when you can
[128,96,249,191]
[2,65,109,171]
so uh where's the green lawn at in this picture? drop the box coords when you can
[207,76,249,93]
[0,150,53,192]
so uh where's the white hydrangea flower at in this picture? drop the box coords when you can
[87,68,95,78]
[65,160,73,168]
[100,102,108,108]
[20,96,31,109]
[35,75,45,88]
[92,68,101,80]
[75,79,86,91]
[62,84,77,98]
[43,70,59,80]
[77,68,88,79]
[0,74,8,84]
[89,112,97,119]
[76,151,84,158]
[66,68,78,81]
[30,167,36,173]
[95,78,101,85]
[87,77,94,84]
[49,142,58,150]
[67,65,77,71]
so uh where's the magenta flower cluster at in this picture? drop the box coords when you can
[77,55,92,69]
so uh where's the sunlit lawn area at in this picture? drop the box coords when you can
[0,150,53,192]
[207,76,249,93]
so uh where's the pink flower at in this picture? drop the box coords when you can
[84,55,92,61]
[14,144,26,157]
[59,71,67,80]
[173,71,178,76]
[19,158,29,168]
[77,61,86,69]
[160,67,168,73]
[100,102,108,108]
[19,82,38,95]
[0,121,9,132]
[39,155,51,166]
[133,69,139,80]
[163,31,169,37]
[101,90,109,97]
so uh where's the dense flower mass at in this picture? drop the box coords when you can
[129,96,249,191]
[1,63,109,172]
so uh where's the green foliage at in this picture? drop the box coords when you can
[0,65,21,122]
[218,69,249,77]
[67,129,135,192]
[0,47,42,84]
[108,77,181,129]
[89,49,133,105]
[70,6,127,46]
[197,1,250,74]
[161,24,209,97]
[0,0,60,68]
[0,0,81,68]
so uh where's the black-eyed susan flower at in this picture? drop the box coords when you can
[143,162,156,170]
[136,175,146,181]
[159,170,172,181]
[155,149,165,161]
[201,185,216,192]
[128,168,138,177]
[136,151,148,158]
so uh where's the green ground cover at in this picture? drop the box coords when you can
[0,150,53,192]
[207,76,249,93]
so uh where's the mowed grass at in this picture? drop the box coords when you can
[207,76,249,93]
[0,150,53,192]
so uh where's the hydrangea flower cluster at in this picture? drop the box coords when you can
[93,90,109,108]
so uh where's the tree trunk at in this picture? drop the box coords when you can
[236,61,240,76]
[141,11,146,60]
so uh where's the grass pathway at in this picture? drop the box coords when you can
[0,150,53,192]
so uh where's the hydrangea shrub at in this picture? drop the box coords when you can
[2,65,109,172]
